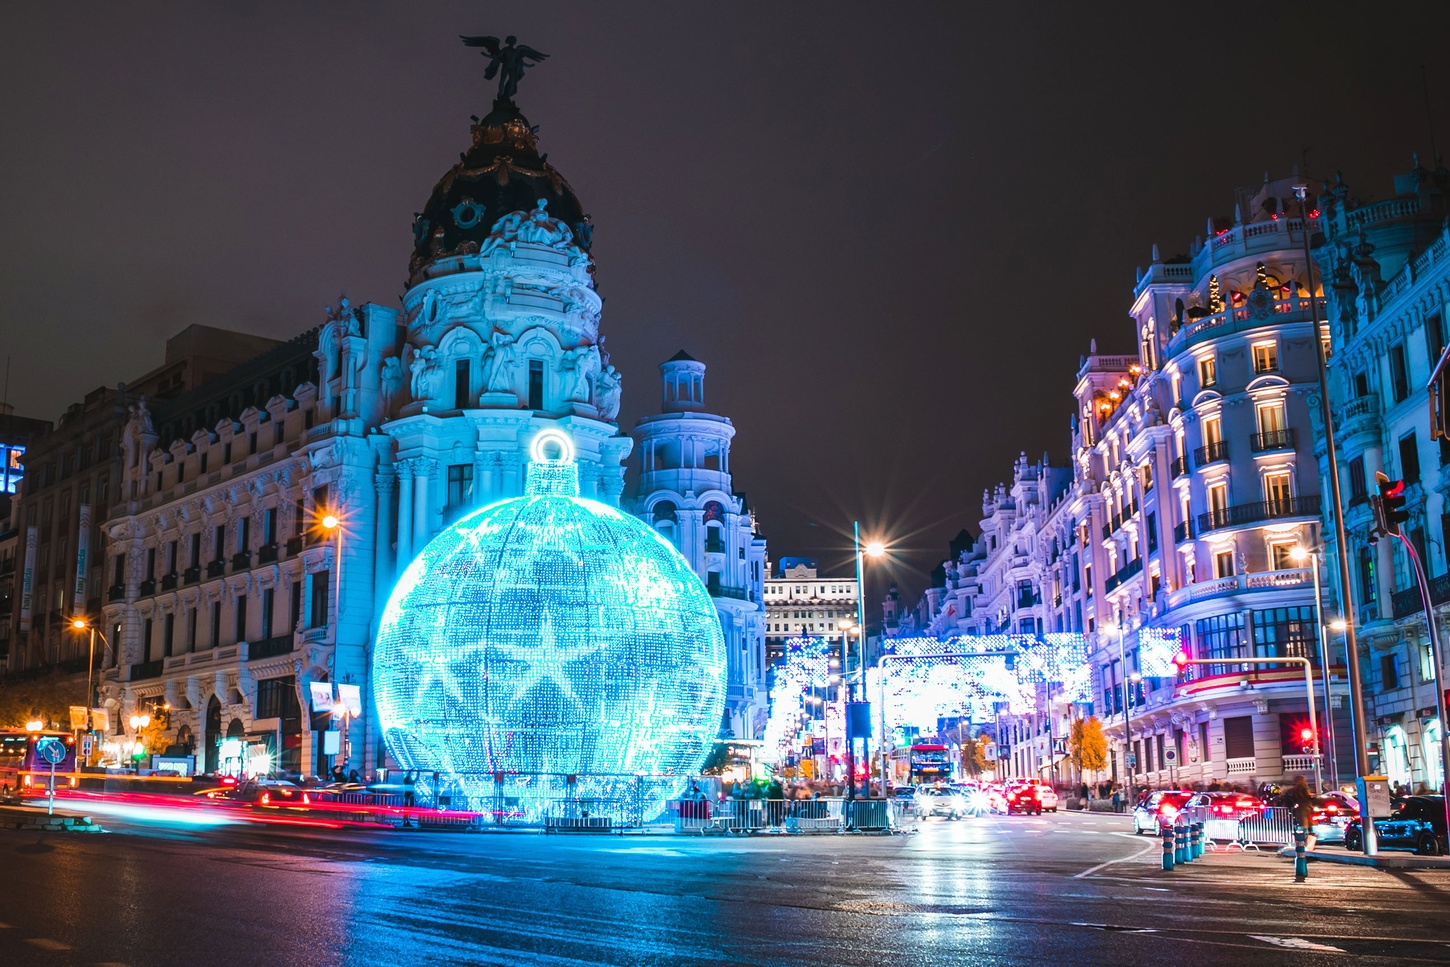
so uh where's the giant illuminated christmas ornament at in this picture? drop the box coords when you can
[372,429,727,821]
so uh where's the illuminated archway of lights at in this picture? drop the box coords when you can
[761,631,1180,766]
[372,434,726,822]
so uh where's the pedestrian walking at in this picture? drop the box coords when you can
[1111,788,1122,813]
[1279,775,1317,849]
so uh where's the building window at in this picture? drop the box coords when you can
[1348,456,1367,501]
[234,595,247,643]
[1263,471,1292,510]
[1198,355,1217,388]
[211,602,222,649]
[1214,549,1235,579]
[1253,606,1316,662]
[445,464,474,516]
[1251,341,1279,374]
[163,613,175,657]
[528,359,544,410]
[454,358,471,410]
[1204,417,1225,452]
[1269,543,1297,571]
[1399,431,1421,485]
[1389,343,1409,402]
[310,571,331,629]
[142,618,153,662]
[255,676,299,721]
[261,589,274,639]
[1380,653,1400,690]
[1358,546,1378,617]
[1223,716,1255,761]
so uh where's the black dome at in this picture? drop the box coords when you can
[409,97,590,285]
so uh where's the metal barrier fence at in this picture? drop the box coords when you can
[1181,805,1297,850]
[670,797,897,835]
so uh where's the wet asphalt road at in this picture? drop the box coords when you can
[3,807,1449,966]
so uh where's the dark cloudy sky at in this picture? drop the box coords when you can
[3,2,1449,606]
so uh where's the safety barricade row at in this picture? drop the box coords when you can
[1179,805,1298,851]
[671,797,894,835]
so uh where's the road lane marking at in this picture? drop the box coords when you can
[1249,936,1348,952]
[1074,841,1157,878]
[25,938,72,950]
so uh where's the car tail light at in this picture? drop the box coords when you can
[260,792,270,805]
[1160,804,1179,817]
[22,775,31,787]
[302,793,310,805]
[1325,804,1338,813]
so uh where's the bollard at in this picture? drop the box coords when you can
[1161,822,1175,870]
[1293,826,1308,883]
[1192,821,1204,859]
[1183,822,1195,863]
[1175,822,1188,865]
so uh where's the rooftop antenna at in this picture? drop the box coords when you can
[1421,65,1440,165]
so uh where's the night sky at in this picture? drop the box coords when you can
[3,2,1449,607]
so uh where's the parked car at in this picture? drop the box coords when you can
[1132,791,1193,835]
[1345,796,1446,855]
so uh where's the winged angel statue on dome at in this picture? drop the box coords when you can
[460,35,549,101]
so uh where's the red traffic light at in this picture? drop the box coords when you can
[1373,471,1410,537]
[1299,728,1314,741]
[1172,652,1190,667]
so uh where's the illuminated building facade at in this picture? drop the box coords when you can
[633,353,767,740]
[3,326,275,677]
[1313,162,1450,791]
[890,174,1343,790]
[764,560,859,666]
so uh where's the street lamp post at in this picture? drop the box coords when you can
[1293,182,1374,854]
[1291,545,1338,791]
[1103,621,1134,793]
[70,618,113,766]
[320,511,348,775]
[851,522,884,796]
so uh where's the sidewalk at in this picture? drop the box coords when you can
[1301,846,1450,870]
[0,802,103,833]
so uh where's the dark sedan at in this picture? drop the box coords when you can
[1345,795,1446,855]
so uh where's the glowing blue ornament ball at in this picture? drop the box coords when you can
[372,429,726,821]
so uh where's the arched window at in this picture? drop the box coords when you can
[652,501,678,540]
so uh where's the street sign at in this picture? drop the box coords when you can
[1164,749,1177,764]
[35,737,65,817]
[1127,754,1137,768]
[36,737,67,764]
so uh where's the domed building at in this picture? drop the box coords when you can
[94,62,771,786]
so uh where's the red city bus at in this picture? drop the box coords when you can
[0,730,80,798]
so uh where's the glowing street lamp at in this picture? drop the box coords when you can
[319,509,349,772]
[25,719,44,732]
[70,617,114,757]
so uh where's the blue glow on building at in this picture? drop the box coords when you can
[372,433,726,821]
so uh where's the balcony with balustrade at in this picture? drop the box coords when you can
[1196,496,1320,534]
[1193,441,1228,466]
[1250,428,1296,453]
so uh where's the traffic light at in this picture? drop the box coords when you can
[1171,651,1191,677]
[1371,471,1409,539]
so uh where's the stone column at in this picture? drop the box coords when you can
[374,472,396,596]
[395,465,414,568]
[412,459,435,559]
